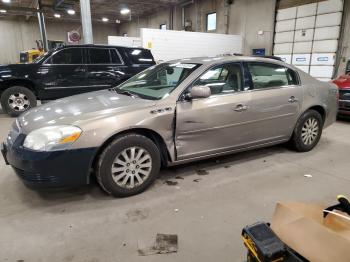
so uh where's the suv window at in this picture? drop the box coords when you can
[48,48,83,64]
[88,48,112,64]
[247,62,296,89]
[193,63,243,95]
[110,49,122,64]
[127,48,154,64]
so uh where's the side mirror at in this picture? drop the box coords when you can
[189,85,211,99]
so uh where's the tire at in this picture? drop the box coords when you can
[290,109,323,152]
[96,133,161,197]
[0,86,37,117]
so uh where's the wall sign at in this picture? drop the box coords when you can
[252,48,266,56]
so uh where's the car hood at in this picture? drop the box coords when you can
[333,74,350,89]
[0,63,36,76]
[18,89,156,133]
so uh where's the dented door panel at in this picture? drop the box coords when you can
[175,93,253,160]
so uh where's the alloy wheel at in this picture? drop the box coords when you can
[8,93,30,112]
[111,146,152,189]
[301,117,319,145]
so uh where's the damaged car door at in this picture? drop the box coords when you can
[175,62,254,160]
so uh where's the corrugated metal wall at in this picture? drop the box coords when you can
[273,0,344,81]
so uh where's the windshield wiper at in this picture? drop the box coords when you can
[113,88,139,98]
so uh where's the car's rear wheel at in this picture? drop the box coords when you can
[96,133,161,197]
[0,86,37,117]
[291,109,323,152]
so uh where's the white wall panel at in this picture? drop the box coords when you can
[295,65,310,73]
[310,66,334,78]
[297,3,317,18]
[276,7,297,21]
[108,36,141,47]
[314,26,340,40]
[274,43,293,54]
[140,29,242,61]
[293,41,312,53]
[311,53,336,65]
[313,40,338,53]
[275,19,295,32]
[295,16,315,30]
[274,31,294,43]
[315,12,342,27]
[292,54,311,65]
[317,0,343,14]
[277,54,292,64]
[294,29,314,42]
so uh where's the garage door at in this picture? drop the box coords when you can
[273,0,343,81]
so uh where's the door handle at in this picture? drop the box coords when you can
[234,104,248,112]
[288,96,299,103]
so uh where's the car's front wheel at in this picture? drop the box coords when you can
[96,134,161,197]
[0,86,37,117]
[291,109,323,152]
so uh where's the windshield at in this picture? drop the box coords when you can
[116,62,201,100]
[32,51,51,64]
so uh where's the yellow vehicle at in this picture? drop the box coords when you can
[19,49,44,63]
[19,40,64,63]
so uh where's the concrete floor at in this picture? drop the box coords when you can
[0,109,349,262]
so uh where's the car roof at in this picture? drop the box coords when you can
[166,55,287,66]
[58,44,148,50]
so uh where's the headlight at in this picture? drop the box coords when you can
[23,125,82,151]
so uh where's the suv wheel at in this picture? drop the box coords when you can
[1,86,37,117]
[96,134,161,197]
[291,109,323,152]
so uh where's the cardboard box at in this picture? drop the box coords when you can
[271,202,350,262]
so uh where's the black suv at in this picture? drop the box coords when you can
[0,44,155,116]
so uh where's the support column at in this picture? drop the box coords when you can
[37,0,48,51]
[80,0,93,44]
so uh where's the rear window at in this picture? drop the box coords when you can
[127,48,154,64]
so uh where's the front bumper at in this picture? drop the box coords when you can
[338,100,350,116]
[1,137,98,189]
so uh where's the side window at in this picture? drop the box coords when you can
[89,48,112,64]
[193,63,243,95]
[110,49,122,64]
[286,68,299,85]
[48,48,83,64]
[247,62,290,89]
[127,48,154,64]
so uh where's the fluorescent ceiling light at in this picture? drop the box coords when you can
[120,8,130,15]
[115,19,121,24]
[2,0,11,3]
[67,9,75,15]
[102,17,109,22]
[54,13,61,18]
[0,9,7,13]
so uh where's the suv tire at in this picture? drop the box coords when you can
[1,86,37,117]
[291,109,323,152]
[96,133,161,197]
